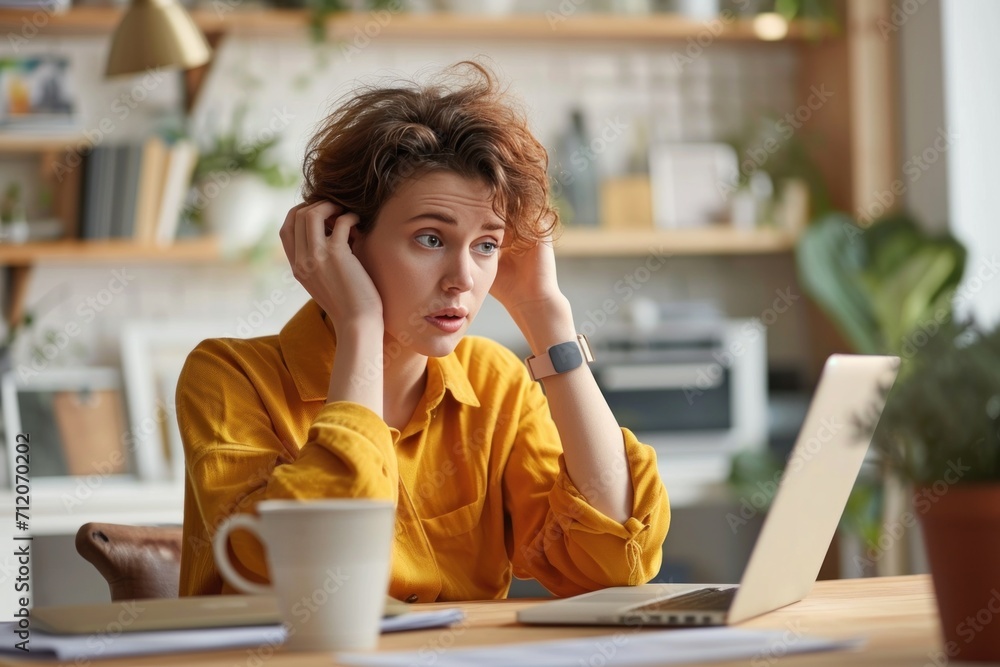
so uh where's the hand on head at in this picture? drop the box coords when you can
[489,212,562,316]
[279,201,384,335]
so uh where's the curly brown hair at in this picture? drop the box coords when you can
[301,61,557,251]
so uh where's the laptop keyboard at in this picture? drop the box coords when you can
[631,586,738,612]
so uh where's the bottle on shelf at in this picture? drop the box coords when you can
[551,108,600,228]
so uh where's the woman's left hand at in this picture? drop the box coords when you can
[489,232,564,318]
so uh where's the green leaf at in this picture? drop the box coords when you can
[775,0,799,20]
[868,249,961,354]
[796,211,967,356]
[795,213,883,353]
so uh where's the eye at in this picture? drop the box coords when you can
[415,234,443,249]
[474,240,499,256]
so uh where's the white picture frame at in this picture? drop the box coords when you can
[119,319,281,483]
[649,142,738,229]
[0,55,77,129]
[1,367,134,489]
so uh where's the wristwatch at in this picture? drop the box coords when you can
[525,334,595,381]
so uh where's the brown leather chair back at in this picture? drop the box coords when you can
[75,522,183,601]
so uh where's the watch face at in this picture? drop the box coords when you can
[550,341,583,373]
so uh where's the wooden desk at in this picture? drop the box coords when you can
[1,576,941,667]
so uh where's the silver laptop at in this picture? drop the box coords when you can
[519,354,899,627]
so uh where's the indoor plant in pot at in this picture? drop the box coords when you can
[190,105,297,255]
[865,318,1000,662]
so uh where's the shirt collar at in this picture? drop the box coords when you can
[427,350,481,409]
[279,299,480,408]
[278,300,335,402]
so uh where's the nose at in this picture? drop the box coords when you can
[441,249,474,293]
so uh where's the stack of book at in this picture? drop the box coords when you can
[79,137,198,245]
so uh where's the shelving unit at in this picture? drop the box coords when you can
[0,1,896,326]
[0,2,901,606]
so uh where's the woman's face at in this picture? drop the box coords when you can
[350,170,505,358]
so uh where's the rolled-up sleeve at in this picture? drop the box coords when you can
[502,382,671,597]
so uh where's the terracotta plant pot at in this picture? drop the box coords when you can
[919,483,1000,662]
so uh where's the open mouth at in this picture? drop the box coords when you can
[425,314,466,333]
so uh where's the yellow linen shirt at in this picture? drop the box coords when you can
[178,299,670,601]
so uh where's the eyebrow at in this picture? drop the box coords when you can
[405,211,506,232]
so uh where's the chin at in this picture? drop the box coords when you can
[415,324,469,357]
[413,335,463,358]
[385,325,464,359]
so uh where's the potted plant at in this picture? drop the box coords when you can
[189,105,298,254]
[864,318,1000,662]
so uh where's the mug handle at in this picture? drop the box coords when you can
[212,514,273,596]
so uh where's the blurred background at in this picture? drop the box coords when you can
[0,0,996,609]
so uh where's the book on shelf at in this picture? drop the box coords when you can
[154,139,198,246]
[77,137,199,245]
[96,144,116,239]
[79,143,100,240]
[111,142,143,239]
[79,144,111,240]
[133,135,169,244]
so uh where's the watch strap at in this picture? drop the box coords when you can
[525,334,595,381]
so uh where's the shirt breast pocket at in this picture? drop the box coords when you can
[420,497,484,539]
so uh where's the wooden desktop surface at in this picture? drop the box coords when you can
[2,575,941,667]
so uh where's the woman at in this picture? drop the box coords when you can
[178,62,670,601]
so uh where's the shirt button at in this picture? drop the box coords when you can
[406,594,419,603]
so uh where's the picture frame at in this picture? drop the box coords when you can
[120,320,272,483]
[648,142,738,229]
[1,367,134,489]
[0,55,77,129]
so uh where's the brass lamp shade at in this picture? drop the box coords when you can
[106,0,211,77]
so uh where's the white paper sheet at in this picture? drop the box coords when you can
[0,622,287,661]
[338,627,866,667]
[381,609,465,633]
[0,609,464,661]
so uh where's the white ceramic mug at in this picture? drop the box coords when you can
[213,499,396,652]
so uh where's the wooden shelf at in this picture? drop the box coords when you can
[0,237,221,266]
[0,8,828,41]
[0,229,795,265]
[554,226,799,257]
[0,133,90,153]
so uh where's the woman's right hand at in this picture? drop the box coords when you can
[279,201,383,335]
